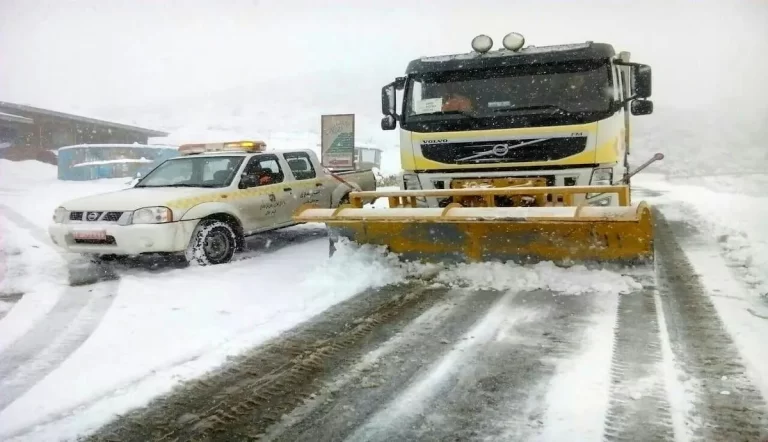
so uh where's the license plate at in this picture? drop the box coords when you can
[72,230,107,240]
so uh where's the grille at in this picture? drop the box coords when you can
[69,211,124,222]
[103,212,123,222]
[420,136,588,164]
[73,235,117,245]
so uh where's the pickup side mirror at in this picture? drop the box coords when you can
[239,173,258,189]
[631,99,653,116]
[632,64,652,98]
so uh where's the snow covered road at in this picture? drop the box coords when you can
[2,159,768,441]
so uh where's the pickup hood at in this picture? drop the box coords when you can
[60,187,221,211]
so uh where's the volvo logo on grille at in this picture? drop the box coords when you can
[492,144,511,156]
[86,212,100,221]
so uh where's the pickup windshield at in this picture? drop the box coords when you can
[404,61,613,125]
[136,155,245,188]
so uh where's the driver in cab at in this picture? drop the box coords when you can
[245,163,274,186]
[441,84,474,112]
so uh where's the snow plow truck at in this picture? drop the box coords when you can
[295,33,663,265]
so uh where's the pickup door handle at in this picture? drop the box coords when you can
[283,187,292,192]
[315,182,323,187]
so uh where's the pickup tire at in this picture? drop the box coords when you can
[186,219,237,266]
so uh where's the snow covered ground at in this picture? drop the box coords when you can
[1,158,767,441]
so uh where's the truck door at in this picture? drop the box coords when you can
[236,154,294,233]
[283,151,329,209]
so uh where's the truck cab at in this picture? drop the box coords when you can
[380,33,653,208]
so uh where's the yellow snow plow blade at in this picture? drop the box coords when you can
[293,185,654,265]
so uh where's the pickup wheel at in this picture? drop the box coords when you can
[186,220,237,266]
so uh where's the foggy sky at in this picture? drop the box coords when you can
[2,0,767,116]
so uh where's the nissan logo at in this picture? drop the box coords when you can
[86,212,100,221]
[492,144,510,156]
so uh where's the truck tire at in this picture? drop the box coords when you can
[186,219,237,266]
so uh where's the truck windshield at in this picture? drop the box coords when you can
[404,61,613,125]
[135,156,245,188]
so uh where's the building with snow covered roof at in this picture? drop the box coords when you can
[57,143,179,181]
[0,101,169,164]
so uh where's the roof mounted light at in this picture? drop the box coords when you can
[471,34,493,53]
[502,32,525,51]
[178,140,267,155]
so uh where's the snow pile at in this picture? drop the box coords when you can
[433,261,642,295]
[330,239,642,296]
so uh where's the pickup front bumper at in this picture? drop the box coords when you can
[48,219,200,256]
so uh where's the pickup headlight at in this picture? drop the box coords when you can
[52,207,67,223]
[131,206,173,224]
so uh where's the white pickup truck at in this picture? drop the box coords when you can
[48,140,376,265]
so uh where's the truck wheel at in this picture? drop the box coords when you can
[186,220,237,266]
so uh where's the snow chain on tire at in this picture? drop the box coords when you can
[186,220,237,266]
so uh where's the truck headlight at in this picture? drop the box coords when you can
[131,207,173,224]
[52,207,67,223]
[588,168,614,200]
[590,168,613,186]
[402,174,422,190]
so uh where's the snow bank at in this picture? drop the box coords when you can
[0,160,130,229]
[634,173,768,298]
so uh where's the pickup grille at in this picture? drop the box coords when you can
[103,212,123,222]
[420,136,588,165]
[68,211,124,222]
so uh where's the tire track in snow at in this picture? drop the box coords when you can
[654,210,768,441]
[0,280,118,411]
[602,271,674,441]
[0,204,119,413]
[344,289,609,442]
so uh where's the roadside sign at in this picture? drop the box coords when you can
[321,114,355,171]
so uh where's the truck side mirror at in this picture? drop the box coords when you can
[381,82,396,116]
[381,115,396,131]
[631,99,653,116]
[632,64,652,98]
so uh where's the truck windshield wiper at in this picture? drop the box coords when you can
[492,105,575,115]
[415,109,479,119]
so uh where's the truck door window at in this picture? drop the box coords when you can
[284,152,316,180]
[242,155,284,186]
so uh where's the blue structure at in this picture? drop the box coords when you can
[57,143,179,181]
